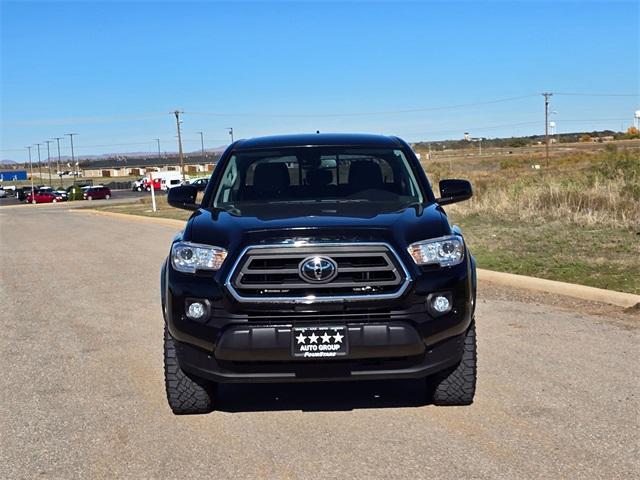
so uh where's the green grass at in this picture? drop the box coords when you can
[451,213,640,294]
[90,196,191,221]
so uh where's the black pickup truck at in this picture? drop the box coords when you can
[161,133,476,414]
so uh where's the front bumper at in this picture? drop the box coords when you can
[162,248,476,383]
[174,329,465,383]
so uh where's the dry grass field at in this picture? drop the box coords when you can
[420,141,640,293]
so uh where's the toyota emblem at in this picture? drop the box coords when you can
[298,256,338,284]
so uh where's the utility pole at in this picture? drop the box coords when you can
[174,111,186,181]
[53,137,62,188]
[227,127,234,143]
[197,131,205,158]
[542,92,553,167]
[35,143,43,179]
[66,133,77,180]
[44,140,53,187]
[26,146,34,198]
[53,137,63,187]
[154,138,161,159]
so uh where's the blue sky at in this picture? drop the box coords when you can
[1,0,638,159]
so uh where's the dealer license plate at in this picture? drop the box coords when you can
[292,325,348,358]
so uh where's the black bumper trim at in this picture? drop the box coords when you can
[174,330,465,383]
[215,322,425,362]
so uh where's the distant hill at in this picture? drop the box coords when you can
[411,129,637,151]
[0,145,228,165]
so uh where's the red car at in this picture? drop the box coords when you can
[25,191,59,204]
[83,186,111,200]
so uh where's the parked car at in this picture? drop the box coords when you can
[189,177,209,190]
[83,186,111,200]
[52,190,68,202]
[161,133,477,414]
[26,191,59,204]
[132,177,145,191]
[0,188,6,198]
[16,187,35,201]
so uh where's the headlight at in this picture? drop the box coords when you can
[171,241,227,273]
[407,235,464,267]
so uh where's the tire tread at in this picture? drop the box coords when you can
[164,325,214,414]
[429,321,477,406]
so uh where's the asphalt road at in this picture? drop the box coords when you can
[1,205,638,479]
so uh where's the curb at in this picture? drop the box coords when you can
[70,208,186,228]
[0,201,70,210]
[478,269,639,309]
[72,209,639,309]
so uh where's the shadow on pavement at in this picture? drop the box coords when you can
[215,378,429,413]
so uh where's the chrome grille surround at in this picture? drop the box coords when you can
[225,242,411,304]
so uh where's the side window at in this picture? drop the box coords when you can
[214,156,239,205]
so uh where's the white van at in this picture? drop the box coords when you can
[146,171,189,191]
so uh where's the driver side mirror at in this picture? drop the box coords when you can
[167,185,199,211]
[437,179,473,205]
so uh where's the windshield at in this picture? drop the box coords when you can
[211,147,423,213]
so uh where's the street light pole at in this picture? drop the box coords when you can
[197,131,205,158]
[154,138,161,159]
[196,132,206,162]
[66,133,77,180]
[26,146,34,199]
[35,143,43,179]
[44,140,53,187]
[53,137,63,187]
[227,127,234,143]
[173,111,186,182]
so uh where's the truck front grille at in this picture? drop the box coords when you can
[226,243,410,303]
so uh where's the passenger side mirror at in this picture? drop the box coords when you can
[168,185,199,211]
[437,179,473,205]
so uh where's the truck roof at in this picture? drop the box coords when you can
[234,133,404,151]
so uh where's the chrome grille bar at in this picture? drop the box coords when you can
[225,243,411,303]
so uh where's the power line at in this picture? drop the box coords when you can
[4,112,168,127]
[400,116,631,138]
[559,118,630,122]
[185,94,540,118]
[553,92,639,97]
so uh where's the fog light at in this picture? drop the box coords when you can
[186,301,206,320]
[431,295,451,313]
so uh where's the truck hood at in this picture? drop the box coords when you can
[185,202,450,254]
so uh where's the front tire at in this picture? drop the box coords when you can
[427,321,477,406]
[164,325,215,415]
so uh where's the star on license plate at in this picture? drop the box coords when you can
[292,326,348,358]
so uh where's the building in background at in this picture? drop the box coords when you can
[0,169,28,182]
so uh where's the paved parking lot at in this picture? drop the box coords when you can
[1,205,638,479]
[0,188,149,206]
